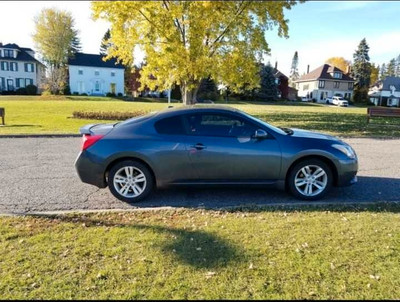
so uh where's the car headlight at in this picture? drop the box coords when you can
[332,144,356,159]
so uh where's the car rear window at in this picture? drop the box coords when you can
[154,116,186,135]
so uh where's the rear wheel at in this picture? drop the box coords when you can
[288,159,333,201]
[108,160,154,203]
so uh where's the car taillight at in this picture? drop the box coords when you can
[81,134,104,151]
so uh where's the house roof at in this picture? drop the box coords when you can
[296,64,354,82]
[381,76,400,91]
[273,68,288,80]
[68,53,124,69]
[0,43,42,64]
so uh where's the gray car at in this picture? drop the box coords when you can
[75,106,358,203]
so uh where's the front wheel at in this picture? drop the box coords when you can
[107,160,154,203]
[287,159,333,200]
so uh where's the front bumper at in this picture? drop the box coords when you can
[336,158,358,186]
[75,151,107,188]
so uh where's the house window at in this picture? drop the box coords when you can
[303,84,309,91]
[111,71,115,77]
[275,78,280,85]
[25,78,33,86]
[334,81,340,88]
[78,69,83,75]
[318,80,325,88]
[4,50,13,58]
[1,61,9,71]
[10,62,18,72]
[333,72,342,79]
[95,70,100,76]
[348,82,354,89]
[0,77,5,91]
[95,80,100,92]
[24,63,34,72]
[15,78,25,88]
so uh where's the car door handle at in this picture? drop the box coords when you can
[191,143,206,150]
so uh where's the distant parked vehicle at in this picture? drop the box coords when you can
[301,97,311,102]
[332,96,349,107]
[325,97,333,104]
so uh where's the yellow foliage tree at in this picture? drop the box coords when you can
[325,57,351,73]
[92,1,302,104]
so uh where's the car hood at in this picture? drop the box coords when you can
[290,128,339,141]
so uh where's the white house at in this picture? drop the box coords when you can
[68,53,124,96]
[0,43,45,93]
[295,64,355,102]
[369,76,400,107]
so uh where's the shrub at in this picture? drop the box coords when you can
[72,91,79,95]
[106,92,116,97]
[72,110,149,121]
[15,88,28,95]
[80,93,88,96]
[63,85,71,96]
[26,84,38,95]
[117,92,123,97]
[41,90,52,96]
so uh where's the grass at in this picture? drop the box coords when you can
[0,203,399,299]
[1,95,400,136]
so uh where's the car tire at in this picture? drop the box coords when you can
[287,159,333,201]
[107,160,154,203]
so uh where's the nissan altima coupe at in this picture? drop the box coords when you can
[75,106,358,203]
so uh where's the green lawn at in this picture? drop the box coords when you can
[1,95,400,137]
[0,203,399,299]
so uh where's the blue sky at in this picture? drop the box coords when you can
[265,0,400,74]
[0,1,399,76]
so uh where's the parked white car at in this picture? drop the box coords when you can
[332,96,348,107]
[324,97,333,104]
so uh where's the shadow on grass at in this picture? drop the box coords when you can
[32,215,245,270]
[0,124,41,128]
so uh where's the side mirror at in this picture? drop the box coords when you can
[254,129,268,139]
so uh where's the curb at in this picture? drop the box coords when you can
[0,134,81,138]
[0,200,398,217]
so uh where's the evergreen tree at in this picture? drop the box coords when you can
[100,29,112,55]
[197,77,218,101]
[370,63,379,85]
[380,63,387,80]
[289,51,299,86]
[254,63,278,101]
[396,55,400,77]
[351,38,371,103]
[386,58,396,77]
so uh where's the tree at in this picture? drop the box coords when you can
[396,54,400,77]
[386,58,396,77]
[33,8,81,94]
[370,63,379,85]
[380,63,387,80]
[351,38,371,103]
[325,57,351,72]
[197,77,218,101]
[289,51,299,86]
[254,63,278,101]
[92,1,302,105]
[100,29,112,55]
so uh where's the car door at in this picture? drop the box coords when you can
[183,112,282,182]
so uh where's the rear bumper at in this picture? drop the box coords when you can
[75,151,107,188]
[336,158,358,186]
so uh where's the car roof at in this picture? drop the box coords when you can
[153,104,241,118]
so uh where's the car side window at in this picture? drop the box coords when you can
[185,113,257,137]
[154,116,186,135]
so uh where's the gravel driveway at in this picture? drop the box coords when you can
[0,137,399,214]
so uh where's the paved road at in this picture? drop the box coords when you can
[0,137,399,214]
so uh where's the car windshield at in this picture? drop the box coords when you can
[240,111,288,135]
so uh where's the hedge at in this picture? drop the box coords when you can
[72,110,149,121]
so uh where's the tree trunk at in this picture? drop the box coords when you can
[181,81,200,105]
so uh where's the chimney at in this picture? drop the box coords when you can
[307,65,310,74]
[346,65,351,74]
[275,61,278,70]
